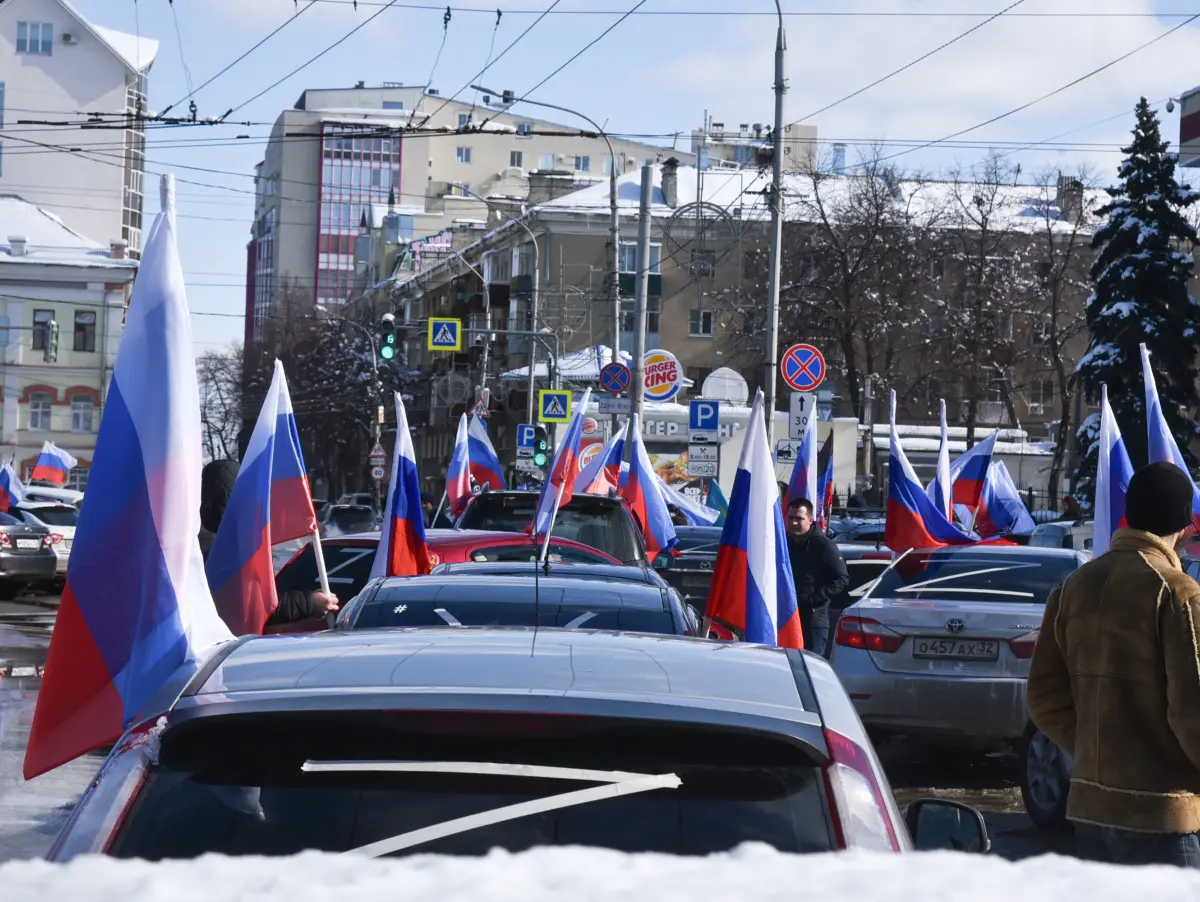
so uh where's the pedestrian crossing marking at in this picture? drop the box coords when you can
[538,389,572,423]
[545,397,566,417]
[427,317,463,351]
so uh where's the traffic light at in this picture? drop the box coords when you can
[533,426,549,468]
[379,312,396,360]
[43,321,59,364]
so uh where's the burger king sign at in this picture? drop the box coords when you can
[643,349,684,402]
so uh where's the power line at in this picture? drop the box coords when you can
[167,0,196,107]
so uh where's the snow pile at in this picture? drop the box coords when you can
[5,846,1200,901]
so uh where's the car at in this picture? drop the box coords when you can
[317,503,378,538]
[22,486,83,507]
[0,512,57,598]
[14,502,79,577]
[652,526,721,608]
[829,517,887,545]
[457,491,646,565]
[830,545,1085,749]
[432,560,668,587]
[45,629,989,860]
[1028,520,1094,553]
[335,571,701,635]
[336,492,375,508]
[830,543,895,622]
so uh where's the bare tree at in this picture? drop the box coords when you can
[197,344,243,462]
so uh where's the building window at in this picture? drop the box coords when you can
[619,243,662,273]
[458,183,471,198]
[621,297,660,334]
[73,311,96,352]
[686,366,713,395]
[689,309,715,337]
[28,392,51,431]
[16,22,53,55]
[509,150,523,168]
[382,100,404,110]
[458,113,471,128]
[575,155,590,172]
[537,153,555,170]
[603,156,614,174]
[1029,379,1055,407]
[456,146,471,164]
[31,309,52,350]
[70,395,95,433]
[516,122,533,137]
[67,466,88,492]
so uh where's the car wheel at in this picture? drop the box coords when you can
[1019,721,1071,831]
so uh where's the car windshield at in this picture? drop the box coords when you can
[459,495,641,564]
[326,507,376,533]
[24,506,78,527]
[673,529,722,554]
[109,712,833,859]
[871,553,1078,603]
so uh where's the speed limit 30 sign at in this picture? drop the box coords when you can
[789,391,815,440]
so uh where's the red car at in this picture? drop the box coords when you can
[266,529,621,633]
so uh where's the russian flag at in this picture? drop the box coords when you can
[885,390,978,553]
[1094,383,1133,556]
[974,461,1036,539]
[660,474,720,526]
[24,175,233,779]
[927,399,953,520]
[1141,344,1200,525]
[950,432,998,511]
[370,392,430,578]
[704,390,802,649]
[446,414,472,518]
[533,388,592,536]
[815,431,835,530]
[467,415,505,493]
[30,441,79,486]
[619,416,678,561]
[206,360,318,635]
[0,459,26,513]
[783,421,818,512]
[576,422,625,495]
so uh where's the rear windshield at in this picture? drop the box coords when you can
[871,553,1078,603]
[326,508,377,533]
[109,712,833,859]
[673,529,722,554]
[277,544,375,601]
[467,543,612,564]
[24,506,77,527]
[0,512,23,526]
[1028,525,1068,548]
[459,495,642,564]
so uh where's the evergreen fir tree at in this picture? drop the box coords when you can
[1077,97,1200,467]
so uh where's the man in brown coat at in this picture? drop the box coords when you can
[1028,461,1200,867]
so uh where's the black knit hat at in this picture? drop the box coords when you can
[1125,461,1196,537]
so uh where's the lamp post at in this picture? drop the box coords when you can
[763,0,787,445]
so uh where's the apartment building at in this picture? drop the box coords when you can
[0,0,156,253]
[0,196,137,489]
[691,118,817,171]
[245,82,694,342]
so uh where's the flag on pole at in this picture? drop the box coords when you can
[575,422,625,495]
[661,476,720,526]
[0,461,26,513]
[705,478,728,526]
[783,421,818,513]
[815,432,835,530]
[1141,344,1200,526]
[973,461,1036,539]
[1093,384,1133,557]
[370,392,430,578]
[949,432,998,511]
[446,414,472,518]
[704,390,802,649]
[927,399,953,520]
[206,360,318,635]
[24,175,233,779]
[885,390,978,553]
[532,388,592,536]
[467,415,505,492]
[619,415,678,561]
[30,441,79,486]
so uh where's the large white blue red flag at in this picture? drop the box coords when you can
[704,390,802,648]
[950,431,998,511]
[1094,383,1133,556]
[661,475,720,525]
[783,420,818,512]
[25,175,233,779]
[370,392,430,578]
[927,399,953,520]
[619,416,678,561]
[207,360,318,635]
[446,414,472,518]
[1141,344,1200,526]
[974,461,1036,539]
[885,391,978,553]
[532,388,592,536]
[468,415,505,492]
[30,441,78,486]
[575,422,625,495]
[0,459,26,513]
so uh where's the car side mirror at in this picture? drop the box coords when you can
[651,554,672,571]
[905,799,990,853]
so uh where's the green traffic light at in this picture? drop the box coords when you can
[533,452,547,467]
[380,344,395,360]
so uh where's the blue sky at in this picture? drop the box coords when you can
[66,0,1200,352]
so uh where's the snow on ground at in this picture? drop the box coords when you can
[4,846,1200,901]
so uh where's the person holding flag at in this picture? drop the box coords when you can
[619,415,678,562]
[704,390,802,649]
[371,392,430,578]
[532,389,592,556]
[24,174,233,779]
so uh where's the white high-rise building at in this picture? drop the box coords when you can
[0,0,157,253]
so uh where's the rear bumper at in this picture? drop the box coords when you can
[0,552,58,578]
[834,653,1028,743]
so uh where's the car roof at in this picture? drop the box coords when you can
[323,528,604,549]
[184,629,820,732]
[469,491,623,507]
[15,501,74,510]
[903,544,1081,559]
[372,572,664,605]
[435,561,655,584]
[836,543,894,558]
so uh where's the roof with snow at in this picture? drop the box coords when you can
[0,196,138,271]
[502,345,636,382]
[868,424,1053,457]
[57,0,159,72]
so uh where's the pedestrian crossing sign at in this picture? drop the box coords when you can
[427,317,462,351]
[538,389,572,423]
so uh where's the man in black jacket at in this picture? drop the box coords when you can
[786,497,848,655]
[199,459,339,629]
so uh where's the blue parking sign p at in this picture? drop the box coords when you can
[689,399,720,432]
[517,424,536,448]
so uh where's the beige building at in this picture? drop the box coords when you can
[0,196,137,489]
[691,118,818,172]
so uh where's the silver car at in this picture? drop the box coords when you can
[830,545,1085,748]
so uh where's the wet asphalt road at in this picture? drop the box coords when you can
[0,594,1072,863]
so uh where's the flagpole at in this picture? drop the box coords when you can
[310,527,335,626]
[539,478,569,564]
[432,490,448,526]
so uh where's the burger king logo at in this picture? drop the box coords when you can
[578,441,602,470]
[643,349,683,402]
[582,417,599,435]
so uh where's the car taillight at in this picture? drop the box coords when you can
[1008,629,1039,659]
[834,616,904,653]
[822,728,901,852]
[0,534,11,548]
[427,550,442,567]
[47,533,62,546]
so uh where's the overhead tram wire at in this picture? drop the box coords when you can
[422,6,454,99]
[167,0,196,111]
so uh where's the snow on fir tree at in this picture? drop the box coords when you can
[1077,97,1200,466]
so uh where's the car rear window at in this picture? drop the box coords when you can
[459,495,642,564]
[24,506,78,527]
[277,544,375,600]
[0,512,23,526]
[326,508,376,533]
[109,712,833,859]
[673,528,722,554]
[468,543,611,564]
[1027,525,1068,548]
[871,553,1078,603]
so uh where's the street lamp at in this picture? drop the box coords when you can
[763,0,787,446]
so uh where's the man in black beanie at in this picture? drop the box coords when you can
[1029,461,1200,867]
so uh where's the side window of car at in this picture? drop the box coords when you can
[549,544,611,564]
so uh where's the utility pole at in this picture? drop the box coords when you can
[763,1,788,446]
[609,140,622,436]
[623,164,654,468]
[523,241,541,426]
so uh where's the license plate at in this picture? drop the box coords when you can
[15,538,40,550]
[681,574,711,588]
[912,637,999,660]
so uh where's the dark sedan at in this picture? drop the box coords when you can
[0,512,56,597]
